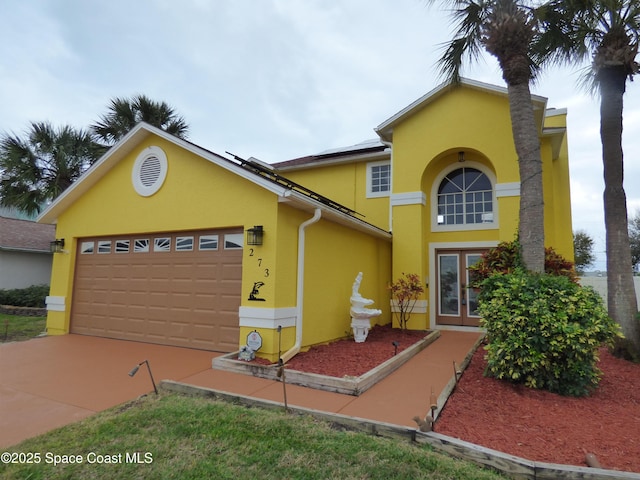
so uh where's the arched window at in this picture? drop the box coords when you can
[437,167,493,226]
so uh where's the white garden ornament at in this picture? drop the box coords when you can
[349,272,382,342]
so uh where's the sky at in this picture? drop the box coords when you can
[1,0,639,271]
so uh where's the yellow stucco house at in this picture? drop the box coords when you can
[38,78,573,362]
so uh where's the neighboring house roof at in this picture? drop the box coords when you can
[0,216,55,253]
[374,77,549,143]
[36,123,391,240]
[0,206,38,221]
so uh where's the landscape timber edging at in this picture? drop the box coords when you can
[160,380,640,480]
[0,305,47,316]
[433,332,485,420]
[212,330,441,396]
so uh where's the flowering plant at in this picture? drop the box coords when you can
[388,273,424,330]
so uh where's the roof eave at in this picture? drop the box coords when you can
[37,123,291,224]
[279,190,392,241]
[0,246,52,254]
[542,127,567,160]
[275,149,390,173]
[375,77,549,142]
[37,124,154,224]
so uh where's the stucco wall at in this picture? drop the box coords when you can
[302,218,391,347]
[46,135,282,336]
[0,251,52,289]
[280,160,392,231]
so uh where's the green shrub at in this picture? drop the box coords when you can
[469,240,577,286]
[0,284,50,308]
[478,271,621,396]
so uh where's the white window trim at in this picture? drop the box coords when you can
[132,146,168,197]
[366,160,391,198]
[430,161,499,232]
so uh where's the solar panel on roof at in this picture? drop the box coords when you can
[225,152,364,218]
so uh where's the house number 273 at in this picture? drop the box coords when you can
[248,249,269,276]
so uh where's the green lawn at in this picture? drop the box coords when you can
[0,393,506,480]
[0,314,46,342]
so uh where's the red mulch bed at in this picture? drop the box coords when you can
[251,327,640,472]
[251,324,427,377]
[436,345,640,473]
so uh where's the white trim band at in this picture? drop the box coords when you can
[46,296,66,312]
[390,191,426,206]
[390,299,427,314]
[495,182,520,197]
[239,306,297,329]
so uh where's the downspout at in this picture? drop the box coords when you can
[380,139,393,231]
[280,208,322,363]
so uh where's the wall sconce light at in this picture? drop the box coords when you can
[50,238,65,253]
[128,359,158,395]
[458,151,465,163]
[246,225,264,246]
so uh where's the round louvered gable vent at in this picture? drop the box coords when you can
[132,146,168,196]
[140,156,162,186]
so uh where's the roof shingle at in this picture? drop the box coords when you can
[0,216,55,252]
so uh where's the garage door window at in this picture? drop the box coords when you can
[224,233,243,250]
[115,240,130,253]
[97,241,111,254]
[134,239,150,252]
[154,237,171,252]
[199,235,219,250]
[81,241,94,254]
[176,236,194,251]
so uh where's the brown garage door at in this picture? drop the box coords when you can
[71,228,243,352]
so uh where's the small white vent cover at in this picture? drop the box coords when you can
[132,146,168,196]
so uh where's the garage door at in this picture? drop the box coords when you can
[71,228,243,352]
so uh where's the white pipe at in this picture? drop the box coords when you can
[280,208,322,363]
[379,139,394,232]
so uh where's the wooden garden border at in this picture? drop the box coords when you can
[161,380,640,480]
[433,332,485,420]
[212,330,440,396]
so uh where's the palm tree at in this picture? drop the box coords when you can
[429,0,546,273]
[92,94,189,146]
[630,210,640,270]
[0,122,102,216]
[537,0,640,359]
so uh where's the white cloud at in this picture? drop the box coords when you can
[1,0,639,268]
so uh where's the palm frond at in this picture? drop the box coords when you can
[91,94,189,145]
[0,122,101,213]
[432,0,489,82]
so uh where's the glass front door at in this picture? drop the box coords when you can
[436,249,485,326]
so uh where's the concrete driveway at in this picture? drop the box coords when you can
[1,330,484,450]
[0,335,217,448]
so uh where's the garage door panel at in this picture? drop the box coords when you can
[71,229,243,352]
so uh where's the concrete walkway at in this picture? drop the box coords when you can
[0,330,481,449]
